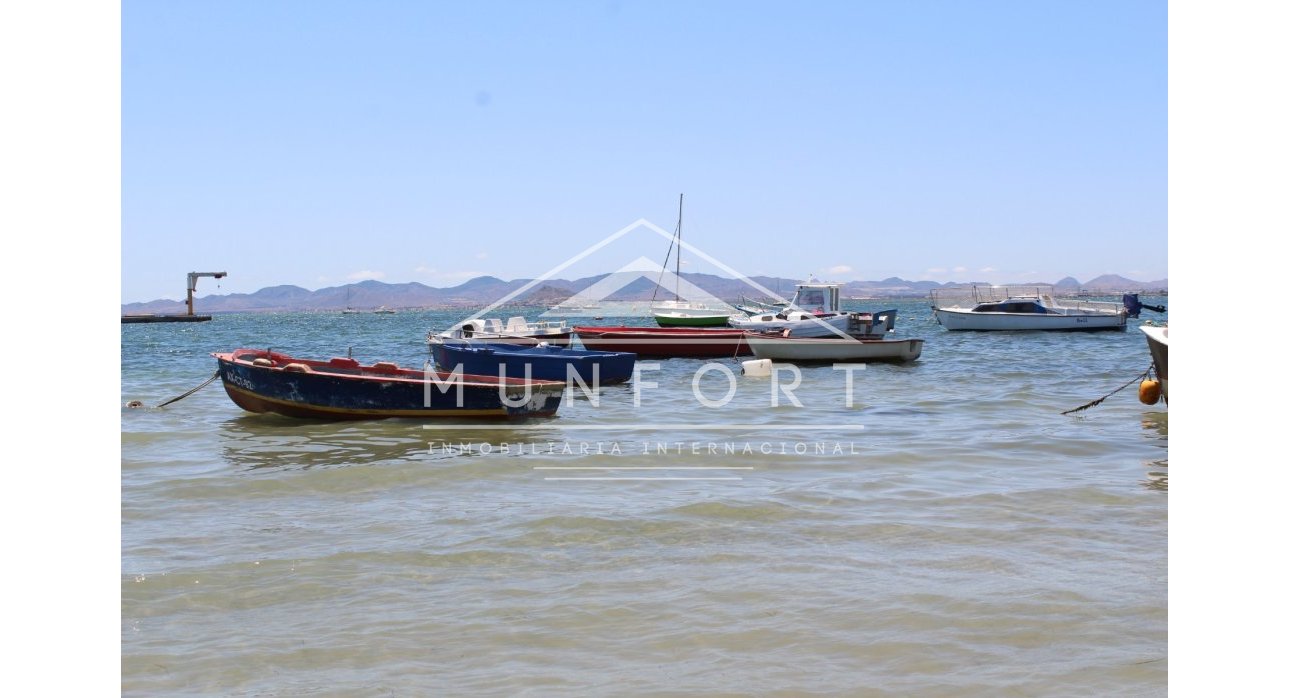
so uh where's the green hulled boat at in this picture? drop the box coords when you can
[652,303,731,327]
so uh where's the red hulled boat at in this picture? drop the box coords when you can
[573,326,753,358]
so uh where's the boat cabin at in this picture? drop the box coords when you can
[789,283,842,314]
[972,300,1048,314]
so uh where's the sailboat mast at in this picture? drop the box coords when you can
[676,193,683,302]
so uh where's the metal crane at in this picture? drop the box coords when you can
[187,271,227,316]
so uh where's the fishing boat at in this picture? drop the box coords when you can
[574,326,753,358]
[430,338,636,385]
[745,334,924,363]
[213,349,564,420]
[930,284,1127,331]
[728,281,895,338]
[435,317,573,347]
[649,195,732,327]
[1140,324,1168,401]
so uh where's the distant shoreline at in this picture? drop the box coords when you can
[123,291,1168,316]
[122,274,1167,315]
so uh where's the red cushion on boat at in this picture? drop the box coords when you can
[369,362,400,374]
[329,357,360,368]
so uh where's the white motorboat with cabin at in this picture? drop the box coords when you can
[728,281,897,338]
[930,284,1127,331]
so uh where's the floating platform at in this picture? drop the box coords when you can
[121,314,213,324]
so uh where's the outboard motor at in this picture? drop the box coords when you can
[1123,293,1142,318]
[1123,293,1166,318]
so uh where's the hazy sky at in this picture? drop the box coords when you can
[122,0,1166,302]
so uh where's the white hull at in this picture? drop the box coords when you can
[652,309,731,320]
[436,317,572,346]
[729,313,851,337]
[1140,325,1168,401]
[746,335,923,362]
[933,308,1126,331]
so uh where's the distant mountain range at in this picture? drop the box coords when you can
[121,273,1168,314]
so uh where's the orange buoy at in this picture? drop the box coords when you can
[1138,379,1161,405]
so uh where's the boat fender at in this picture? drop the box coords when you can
[283,363,312,373]
[741,359,773,377]
[781,328,792,338]
[1138,379,1161,405]
[252,357,274,367]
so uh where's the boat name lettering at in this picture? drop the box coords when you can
[226,369,255,391]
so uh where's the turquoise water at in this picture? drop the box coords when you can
[122,300,1167,695]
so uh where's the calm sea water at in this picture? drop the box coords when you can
[121,299,1167,696]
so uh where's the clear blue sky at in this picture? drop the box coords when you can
[122,0,1166,302]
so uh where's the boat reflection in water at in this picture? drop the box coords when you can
[1140,411,1168,491]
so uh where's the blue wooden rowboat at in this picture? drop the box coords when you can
[213,349,564,420]
[429,339,636,386]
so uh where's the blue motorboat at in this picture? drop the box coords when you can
[430,339,636,386]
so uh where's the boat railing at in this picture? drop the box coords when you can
[930,285,1048,307]
[531,320,569,331]
[1047,296,1124,314]
[431,328,565,345]
[931,285,1125,314]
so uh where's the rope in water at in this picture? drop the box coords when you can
[129,370,220,409]
[1061,366,1152,415]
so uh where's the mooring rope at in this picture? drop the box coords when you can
[128,370,220,409]
[731,334,746,362]
[1061,366,1152,415]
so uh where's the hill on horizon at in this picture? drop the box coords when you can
[121,272,1168,314]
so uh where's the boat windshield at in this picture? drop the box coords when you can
[789,285,839,313]
[973,301,1047,314]
[798,289,825,307]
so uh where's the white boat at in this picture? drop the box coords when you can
[729,281,896,338]
[374,306,396,315]
[746,334,924,363]
[930,285,1127,331]
[1140,324,1168,401]
[435,316,573,347]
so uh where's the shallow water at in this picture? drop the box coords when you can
[122,300,1167,695]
